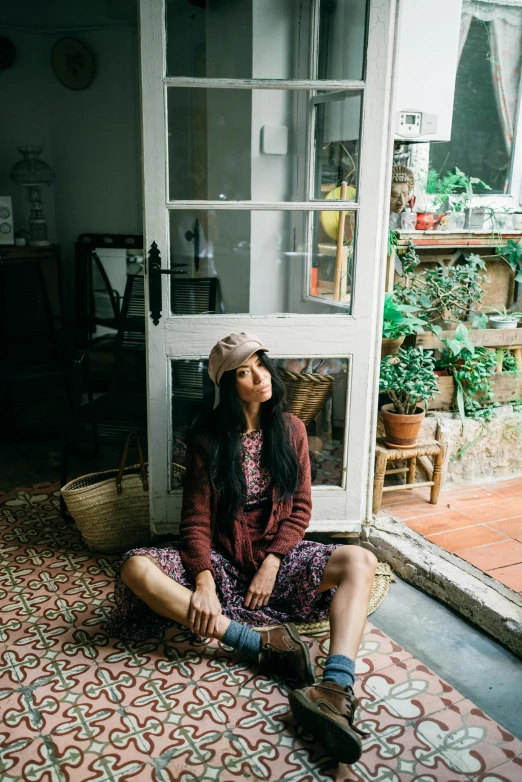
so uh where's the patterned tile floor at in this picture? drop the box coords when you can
[1,482,522,781]
[382,477,522,594]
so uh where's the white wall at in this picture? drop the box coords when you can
[0,2,142,319]
[250,0,296,314]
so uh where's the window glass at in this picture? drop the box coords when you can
[430,15,522,194]
[314,93,361,199]
[318,0,368,81]
[166,0,368,81]
[167,88,361,202]
[168,209,356,314]
[170,357,349,489]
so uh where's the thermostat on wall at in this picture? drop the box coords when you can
[395,110,438,139]
[0,196,14,245]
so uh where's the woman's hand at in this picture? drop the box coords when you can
[244,553,282,610]
[189,571,222,637]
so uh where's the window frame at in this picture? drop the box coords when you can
[412,13,522,219]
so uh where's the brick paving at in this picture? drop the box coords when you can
[382,477,522,593]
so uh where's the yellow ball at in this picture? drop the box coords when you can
[320,184,357,240]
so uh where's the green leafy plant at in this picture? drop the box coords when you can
[426,167,491,213]
[487,306,522,321]
[388,228,399,257]
[495,239,522,283]
[501,349,519,376]
[438,324,497,423]
[395,254,489,325]
[379,347,440,415]
[382,292,426,339]
[439,321,476,357]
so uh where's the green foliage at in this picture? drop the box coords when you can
[397,240,422,277]
[437,324,497,423]
[426,167,491,213]
[440,322,475,357]
[379,347,440,415]
[487,305,522,320]
[395,254,488,325]
[382,292,426,339]
[495,239,522,284]
[501,349,519,376]
[388,228,399,257]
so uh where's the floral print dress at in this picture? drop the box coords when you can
[106,430,340,641]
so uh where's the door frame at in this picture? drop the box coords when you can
[139,0,398,535]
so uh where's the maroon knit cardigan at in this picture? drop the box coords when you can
[179,413,312,579]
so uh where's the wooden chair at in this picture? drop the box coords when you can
[372,439,446,514]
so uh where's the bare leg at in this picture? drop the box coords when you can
[318,545,378,660]
[120,555,231,640]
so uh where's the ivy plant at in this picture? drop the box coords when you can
[379,347,440,415]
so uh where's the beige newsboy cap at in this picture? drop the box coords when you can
[208,332,269,386]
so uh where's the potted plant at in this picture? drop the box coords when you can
[487,306,522,330]
[425,167,491,230]
[512,213,522,231]
[379,347,440,448]
[381,292,426,357]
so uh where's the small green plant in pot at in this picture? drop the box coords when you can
[426,167,490,224]
[487,306,522,330]
[379,347,440,448]
[381,292,426,357]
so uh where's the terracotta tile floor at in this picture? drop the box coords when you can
[1,483,522,781]
[382,477,522,594]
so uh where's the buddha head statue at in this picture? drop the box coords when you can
[390,166,414,213]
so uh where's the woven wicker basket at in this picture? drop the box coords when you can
[279,369,335,426]
[255,562,395,635]
[61,432,151,554]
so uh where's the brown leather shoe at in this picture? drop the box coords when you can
[289,680,367,764]
[258,623,315,689]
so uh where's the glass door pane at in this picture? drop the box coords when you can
[167,88,362,202]
[171,356,349,489]
[168,209,356,314]
[166,0,369,81]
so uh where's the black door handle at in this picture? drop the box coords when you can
[148,242,189,326]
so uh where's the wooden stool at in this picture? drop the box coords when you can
[373,439,446,514]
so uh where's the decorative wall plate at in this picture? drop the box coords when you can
[51,37,95,90]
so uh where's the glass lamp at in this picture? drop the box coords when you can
[10,145,55,246]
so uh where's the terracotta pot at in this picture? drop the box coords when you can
[434,369,449,377]
[381,336,405,358]
[381,404,425,449]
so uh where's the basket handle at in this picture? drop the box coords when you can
[117,431,148,494]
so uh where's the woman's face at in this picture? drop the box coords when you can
[235,353,272,405]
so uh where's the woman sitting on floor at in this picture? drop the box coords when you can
[106,332,377,765]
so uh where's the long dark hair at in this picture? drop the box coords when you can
[188,352,298,519]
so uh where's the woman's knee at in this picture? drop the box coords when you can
[336,545,378,578]
[120,554,157,591]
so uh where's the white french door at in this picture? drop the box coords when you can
[139,0,397,536]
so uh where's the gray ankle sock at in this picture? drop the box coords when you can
[323,654,356,688]
[222,620,262,661]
